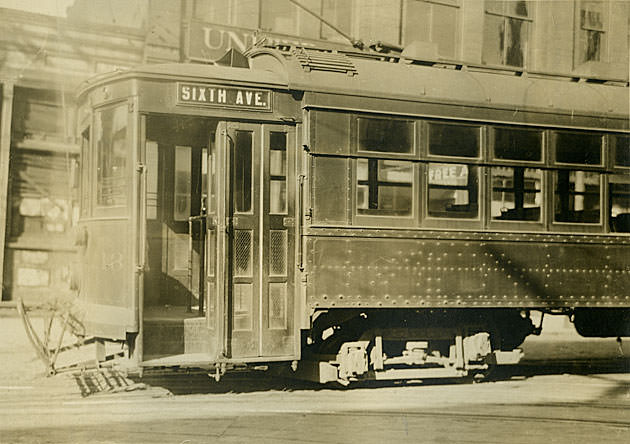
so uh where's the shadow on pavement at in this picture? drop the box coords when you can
[124,356,629,396]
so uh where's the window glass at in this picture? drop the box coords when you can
[483,0,530,67]
[201,146,210,214]
[174,146,192,221]
[261,0,321,38]
[609,174,630,233]
[432,3,458,58]
[403,1,460,57]
[358,118,414,154]
[357,159,413,216]
[322,0,353,42]
[270,132,287,214]
[554,170,600,223]
[577,0,605,63]
[96,104,127,207]
[428,122,480,158]
[506,0,530,17]
[491,167,542,221]
[403,0,431,46]
[194,0,230,23]
[234,130,252,213]
[312,156,348,224]
[482,13,504,65]
[356,0,400,45]
[428,163,478,218]
[493,127,542,161]
[311,111,350,155]
[614,135,630,167]
[146,141,159,220]
[555,132,602,165]
[80,127,90,216]
[232,0,260,29]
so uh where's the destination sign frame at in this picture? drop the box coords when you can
[177,83,272,112]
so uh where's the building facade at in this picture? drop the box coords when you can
[1,0,628,304]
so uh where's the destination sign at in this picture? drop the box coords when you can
[177,83,271,111]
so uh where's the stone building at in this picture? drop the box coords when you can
[1,0,628,304]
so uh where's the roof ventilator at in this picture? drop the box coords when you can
[292,48,358,76]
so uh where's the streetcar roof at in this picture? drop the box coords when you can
[77,62,288,98]
[248,47,630,121]
[78,46,629,124]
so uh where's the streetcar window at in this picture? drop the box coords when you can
[312,156,349,225]
[493,127,542,161]
[95,104,127,207]
[173,146,192,221]
[80,127,90,216]
[269,132,287,214]
[613,134,630,168]
[554,132,602,165]
[428,122,480,158]
[491,167,542,221]
[554,170,601,223]
[146,140,158,220]
[358,118,414,154]
[234,130,253,213]
[609,174,630,232]
[310,111,350,155]
[428,163,479,218]
[357,159,413,217]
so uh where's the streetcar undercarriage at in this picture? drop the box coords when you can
[294,309,534,385]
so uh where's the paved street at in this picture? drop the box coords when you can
[1,312,629,443]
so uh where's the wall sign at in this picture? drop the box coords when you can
[177,83,271,111]
[187,21,348,62]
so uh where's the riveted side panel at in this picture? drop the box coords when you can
[305,233,630,310]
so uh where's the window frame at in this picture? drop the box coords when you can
[421,120,484,164]
[488,125,545,166]
[574,0,608,66]
[355,115,418,159]
[482,0,533,68]
[549,130,606,170]
[93,100,131,218]
[608,173,630,234]
[79,123,92,218]
[486,166,547,231]
[421,161,484,230]
[401,0,462,58]
[610,133,630,171]
[549,168,605,233]
[352,157,419,228]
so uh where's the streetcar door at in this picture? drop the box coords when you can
[215,122,295,359]
[79,100,139,340]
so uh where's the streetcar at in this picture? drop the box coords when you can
[73,42,630,384]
